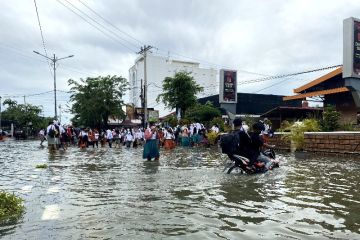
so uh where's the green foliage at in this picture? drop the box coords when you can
[281,119,320,151]
[156,71,203,118]
[179,118,190,126]
[209,117,225,131]
[223,124,232,132]
[165,115,178,127]
[320,105,340,132]
[339,123,355,131]
[2,99,48,131]
[35,164,48,169]
[68,75,128,128]
[278,120,292,132]
[206,131,218,145]
[185,102,221,124]
[0,191,24,220]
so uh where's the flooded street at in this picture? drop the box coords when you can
[1,140,360,239]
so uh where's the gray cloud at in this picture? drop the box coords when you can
[0,0,359,121]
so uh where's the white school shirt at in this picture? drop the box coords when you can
[106,129,113,139]
[125,133,133,141]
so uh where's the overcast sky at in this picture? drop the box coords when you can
[0,0,359,122]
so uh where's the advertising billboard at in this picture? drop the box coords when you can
[219,69,237,103]
[343,17,360,78]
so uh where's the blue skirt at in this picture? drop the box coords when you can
[143,139,160,159]
[181,136,190,146]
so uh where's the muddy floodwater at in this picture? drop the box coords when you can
[1,140,360,239]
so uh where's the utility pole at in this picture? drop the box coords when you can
[137,45,152,128]
[33,51,74,120]
[140,78,145,128]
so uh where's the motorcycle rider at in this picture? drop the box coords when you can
[248,122,276,170]
[226,118,252,173]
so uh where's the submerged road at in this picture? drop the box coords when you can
[1,140,360,239]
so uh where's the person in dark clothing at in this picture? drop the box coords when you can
[226,118,252,173]
[248,122,275,170]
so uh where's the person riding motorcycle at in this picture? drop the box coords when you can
[247,122,276,171]
[227,118,276,173]
[226,118,252,173]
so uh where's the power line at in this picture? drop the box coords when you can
[56,0,138,53]
[0,43,103,77]
[33,0,53,77]
[63,0,140,50]
[1,89,71,99]
[58,0,269,77]
[238,64,342,85]
[77,0,145,46]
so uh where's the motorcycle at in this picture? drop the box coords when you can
[224,149,279,174]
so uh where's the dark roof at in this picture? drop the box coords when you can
[261,106,323,119]
[198,93,302,115]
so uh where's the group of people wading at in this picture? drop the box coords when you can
[41,120,216,161]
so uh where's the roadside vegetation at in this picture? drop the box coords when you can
[0,191,24,221]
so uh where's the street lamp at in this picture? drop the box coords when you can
[33,51,74,120]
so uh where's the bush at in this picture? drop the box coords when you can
[179,119,190,126]
[320,105,340,131]
[185,102,221,124]
[209,117,225,131]
[278,120,292,132]
[339,123,355,131]
[282,119,320,151]
[206,131,218,145]
[0,191,25,220]
[165,115,178,127]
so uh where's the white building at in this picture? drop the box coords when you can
[128,54,218,116]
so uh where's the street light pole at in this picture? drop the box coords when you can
[137,45,152,128]
[33,51,74,120]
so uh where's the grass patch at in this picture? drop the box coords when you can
[35,164,48,169]
[0,191,25,220]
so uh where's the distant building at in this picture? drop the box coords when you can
[128,54,217,115]
[284,67,359,124]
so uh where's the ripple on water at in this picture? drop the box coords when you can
[0,140,360,239]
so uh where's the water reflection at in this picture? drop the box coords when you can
[0,140,360,239]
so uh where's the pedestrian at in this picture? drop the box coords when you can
[38,129,46,146]
[143,125,160,161]
[106,128,113,148]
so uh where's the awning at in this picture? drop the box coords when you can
[293,67,343,93]
[283,87,350,101]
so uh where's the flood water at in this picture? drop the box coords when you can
[1,140,360,239]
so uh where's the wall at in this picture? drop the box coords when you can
[267,133,291,151]
[269,132,360,156]
[304,132,360,154]
[325,92,358,124]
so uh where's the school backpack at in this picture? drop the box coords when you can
[48,127,55,138]
[220,130,240,155]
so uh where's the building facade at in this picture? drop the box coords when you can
[128,54,217,116]
[284,67,359,124]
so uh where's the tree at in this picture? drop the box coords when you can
[185,102,221,123]
[2,99,48,131]
[68,75,128,128]
[320,105,340,131]
[156,71,203,118]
